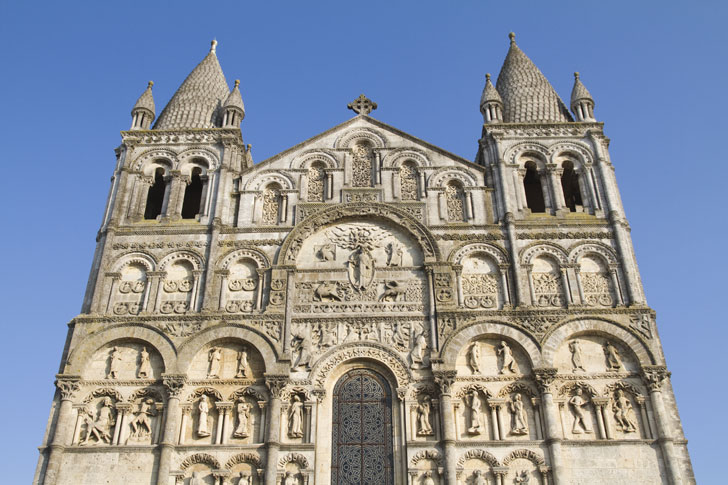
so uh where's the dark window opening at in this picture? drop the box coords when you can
[144,168,166,220]
[561,161,584,212]
[181,168,203,219]
[523,162,545,213]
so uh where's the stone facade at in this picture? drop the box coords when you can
[34,37,695,485]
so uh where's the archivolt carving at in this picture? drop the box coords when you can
[133,149,177,172]
[292,150,340,169]
[111,252,156,273]
[449,242,508,265]
[504,142,549,166]
[502,449,545,466]
[310,342,413,389]
[180,453,221,470]
[177,147,220,171]
[158,251,203,271]
[384,148,430,168]
[520,242,568,265]
[567,242,618,265]
[244,170,295,191]
[498,382,537,398]
[605,381,644,398]
[129,387,165,402]
[278,203,439,264]
[548,142,593,165]
[229,387,266,402]
[83,387,123,403]
[455,383,493,399]
[218,248,269,270]
[558,381,598,398]
[187,387,223,402]
[334,128,386,149]
[280,386,313,401]
[456,449,500,468]
[410,450,443,467]
[278,453,310,469]
[428,167,479,189]
[226,452,263,470]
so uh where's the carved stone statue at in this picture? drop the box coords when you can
[347,246,375,290]
[568,340,585,372]
[612,390,637,432]
[234,398,251,438]
[284,472,299,485]
[379,280,407,302]
[130,398,155,438]
[569,388,592,434]
[421,471,435,485]
[467,342,481,374]
[416,397,434,436]
[288,395,304,438]
[207,347,222,378]
[603,341,623,371]
[107,346,122,379]
[318,243,336,262]
[467,390,483,435]
[236,347,249,378]
[197,397,211,437]
[497,341,518,374]
[137,347,151,379]
[313,281,342,302]
[410,325,429,369]
[238,473,251,485]
[508,393,528,435]
[190,471,205,485]
[82,397,115,444]
[514,470,530,484]
[386,241,403,267]
[292,330,312,371]
[472,470,488,485]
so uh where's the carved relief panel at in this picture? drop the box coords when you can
[578,255,615,307]
[160,260,195,314]
[461,254,502,309]
[84,341,164,381]
[555,336,636,374]
[529,255,566,308]
[456,338,530,377]
[223,258,259,313]
[112,262,148,315]
[187,340,264,381]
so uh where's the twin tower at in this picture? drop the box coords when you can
[35,35,694,485]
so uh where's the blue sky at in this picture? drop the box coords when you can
[1,1,725,482]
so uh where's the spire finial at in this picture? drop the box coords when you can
[486,73,491,82]
[574,72,580,80]
[509,32,516,44]
[210,39,217,53]
[234,79,240,88]
[147,81,154,89]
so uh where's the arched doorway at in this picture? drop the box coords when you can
[331,368,394,485]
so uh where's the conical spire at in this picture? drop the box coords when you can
[222,80,246,127]
[570,72,595,121]
[495,33,572,123]
[480,74,503,123]
[154,40,231,130]
[130,81,155,130]
[223,79,245,112]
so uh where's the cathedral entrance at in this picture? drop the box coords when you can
[331,369,394,485]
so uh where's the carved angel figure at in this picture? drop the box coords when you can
[137,347,151,379]
[468,342,481,374]
[207,347,222,378]
[107,346,122,379]
[467,390,483,435]
[569,388,592,434]
[82,397,115,444]
[197,397,211,437]
[288,395,304,438]
[497,341,518,374]
[612,390,637,432]
[130,398,155,438]
[603,341,623,371]
[568,340,585,372]
[234,398,251,438]
[416,398,434,436]
[509,393,528,435]
[236,347,249,378]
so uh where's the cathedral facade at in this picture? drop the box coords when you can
[34,35,694,485]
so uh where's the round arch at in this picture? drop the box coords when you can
[448,242,509,265]
[291,150,340,170]
[244,170,296,192]
[276,202,440,264]
[64,323,176,375]
[383,148,431,169]
[567,241,618,265]
[175,322,286,374]
[110,251,157,272]
[177,148,220,173]
[439,320,542,370]
[334,128,386,149]
[520,242,569,266]
[541,317,656,367]
[133,149,177,172]
[217,248,270,270]
[504,142,549,166]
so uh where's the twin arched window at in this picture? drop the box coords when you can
[523,161,545,213]
[181,167,203,219]
[144,168,167,220]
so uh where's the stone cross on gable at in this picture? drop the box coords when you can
[348,94,377,115]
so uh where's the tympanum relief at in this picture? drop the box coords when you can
[85,342,163,381]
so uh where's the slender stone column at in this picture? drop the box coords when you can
[498,264,511,307]
[42,376,80,485]
[488,401,500,440]
[156,374,186,485]
[531,397,543,440]
[591,398,608,440]
[534,368,565,485]
[505,213,525,306]
[216,402,233,445]
[264,376,288,485]
[547,165,566,211]
[635,396,652,439]
[642,366,682,485]
[114,403,133,445]
[608,265,625,306]
[493,468,508,485]
[434,372,458,485]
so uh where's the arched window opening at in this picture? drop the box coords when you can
[400,161,418,200]
[307,162,326,202]
[144,168,166,220]
[261,183,282,225]
[181,167,203,219]
[561,160,584,212]
[523,161,545,213]
[445,181,466,222]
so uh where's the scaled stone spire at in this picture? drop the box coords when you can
[480,73,503,123]
[222,79,246,127]
[130,81,155,130]
[570,72,596,122]
[154,40,231,130]
[495,33,573,123]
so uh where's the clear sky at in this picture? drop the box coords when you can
[1,1,725,482]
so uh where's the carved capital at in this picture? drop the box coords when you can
[116,403,133,413]
[265,375,289,398]
[162,374,187,398]
[55,375,81,401]
[533,368,558,394]
[396,387,409,401]
[641,365,671,392]
[591,397,609,408]
[433,371,457,396]
[493,467,509,478]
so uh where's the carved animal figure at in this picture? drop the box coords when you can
[379,281,407,302]
[313,282,342,302]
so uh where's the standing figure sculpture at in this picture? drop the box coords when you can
[467,390,483,435]
[107,346,122,379]
[472,470,488,485]
[284,472,299,485]
[190,471,205,485]
[234,398,251,438]
[421,471,435,485]
[137,346,151,379]
[497,341,518,374]
[612,389,637,432]
[603,341,623,371]
[236,347,249,378]
[468,342,481,374]
[83,397,115,444]
[238,473,251,485]
[197,397,211,437]
[410,324,428,369]
[291,330,312,371]
[386,241,403,267]
[347,246,375,290]
[288,395,304,438]
[207,347,222,378]
[569,388,592,434]
[568,340,585,372]
[130,398,155,438]
[416,397,434,436]
[509,393,528,435]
